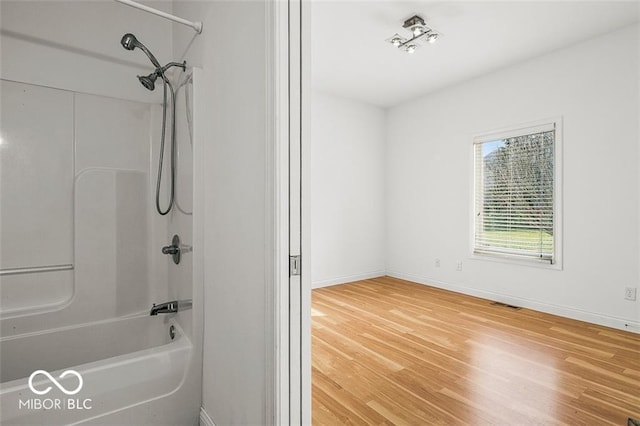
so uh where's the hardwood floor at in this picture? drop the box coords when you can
[311,276,640,425]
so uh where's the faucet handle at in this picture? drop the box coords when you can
[162,245,179,255]
[162,234,181,264]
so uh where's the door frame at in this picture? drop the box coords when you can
[269,0,311,423]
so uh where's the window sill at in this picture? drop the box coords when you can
[471,252,563,271]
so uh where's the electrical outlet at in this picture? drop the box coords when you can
[435,258,440,268]
[625,287,637,301]
[456,260,463,271]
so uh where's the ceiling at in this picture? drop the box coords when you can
[311,1,640,107]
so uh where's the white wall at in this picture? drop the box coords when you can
[386,24,639,330]
[172,1,274,424]
[0,0,172,103]
[311,92,386,288]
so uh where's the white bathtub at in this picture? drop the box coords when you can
[0,315,192,425]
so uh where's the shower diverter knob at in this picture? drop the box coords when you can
[161,234,181,264]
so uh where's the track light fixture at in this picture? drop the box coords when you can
[386,15,441,54]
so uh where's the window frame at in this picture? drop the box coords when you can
[470,117,563,270]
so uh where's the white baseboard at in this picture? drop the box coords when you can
[312,270,386,289]
[386,270,640,334]
[200,407,216,426]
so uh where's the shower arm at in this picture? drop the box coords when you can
[160,61,187,74]
[149,62,187,80]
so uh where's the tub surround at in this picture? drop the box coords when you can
[0,1,202,420]
[0,80,166,333]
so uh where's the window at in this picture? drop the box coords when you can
[474,120,559,264]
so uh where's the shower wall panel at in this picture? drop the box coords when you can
[74,94,150,172]
[75,93,153,318]
[115,171,150,316]
[0,80,75,315]
[0,79,161,330]
[74,169,149,320]
[0,80,74,270]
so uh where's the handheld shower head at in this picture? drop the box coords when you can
[120,33,138,50]
[138,72,159,91]
[120,33,162,69]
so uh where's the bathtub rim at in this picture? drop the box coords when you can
[0,315,189,390]
[0,310,160,342]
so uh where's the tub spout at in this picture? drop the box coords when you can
[150,300,178,316]
[149,299,192,316]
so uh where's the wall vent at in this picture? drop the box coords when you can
[490,301,522,310]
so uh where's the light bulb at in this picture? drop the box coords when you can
[412,26,423,36]
[427,33,439,44]
[388,34,405,47]
[406,44,417,54]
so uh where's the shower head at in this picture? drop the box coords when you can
[120,33,162,70]
[138,72,159,91]
[120,33,138,51]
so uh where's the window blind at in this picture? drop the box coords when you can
[474,127,555,262]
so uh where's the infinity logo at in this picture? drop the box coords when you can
[28,370,83,396]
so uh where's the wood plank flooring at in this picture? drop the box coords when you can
[311,276,640,425]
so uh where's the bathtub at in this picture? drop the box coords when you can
[0,314,192,425]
